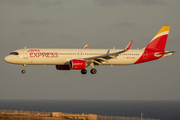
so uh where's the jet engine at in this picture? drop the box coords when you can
[70,60,87,70]
[56,60,87,70]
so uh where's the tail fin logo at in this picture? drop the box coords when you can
[84,44,88,49]
[145,26,170,51]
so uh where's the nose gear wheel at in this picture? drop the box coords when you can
[22,64,26,74]
[22,70,26,74]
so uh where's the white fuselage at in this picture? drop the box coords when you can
[4,48,146,65]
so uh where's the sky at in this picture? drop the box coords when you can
[0,0,180,100]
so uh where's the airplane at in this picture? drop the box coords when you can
[4,26,175,74]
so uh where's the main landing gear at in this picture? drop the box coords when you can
[81,62,97,74]
[90,69,97,74]
[81,68,97,74]
[81,69,87,74]
[21,64,26,74]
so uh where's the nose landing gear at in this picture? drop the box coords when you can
[21,64,26,74]
[22,70,26,74]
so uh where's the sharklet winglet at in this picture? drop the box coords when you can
[125,40,133,50]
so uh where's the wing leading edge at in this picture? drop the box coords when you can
[81,40,133,65]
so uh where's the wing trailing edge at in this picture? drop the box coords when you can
[82,40,133,65]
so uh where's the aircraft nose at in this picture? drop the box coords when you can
[4,56,8,62]
[4,56,12,63]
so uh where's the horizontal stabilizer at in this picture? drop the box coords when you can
[156,51,176,55]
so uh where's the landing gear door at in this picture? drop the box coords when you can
[23,50,28,59]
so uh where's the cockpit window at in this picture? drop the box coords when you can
[9,52,19,55]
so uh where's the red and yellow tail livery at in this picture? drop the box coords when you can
[135,26,174,64]
[145,26,170,51]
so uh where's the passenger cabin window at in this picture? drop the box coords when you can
[9,52,19,55]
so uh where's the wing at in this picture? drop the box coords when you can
[81,40,133,65]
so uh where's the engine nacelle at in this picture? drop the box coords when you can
[56,65,71,70]
[70,60,87,70]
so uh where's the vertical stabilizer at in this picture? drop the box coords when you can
[145,26,170,51]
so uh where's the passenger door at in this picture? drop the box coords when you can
[23,50,28,59]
